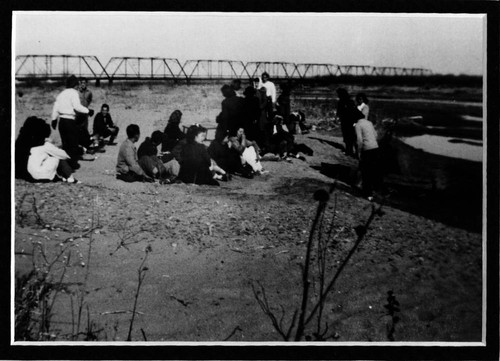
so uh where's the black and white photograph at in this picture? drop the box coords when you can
[9,7,499,356]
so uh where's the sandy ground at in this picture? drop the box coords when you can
[14,83,482,342]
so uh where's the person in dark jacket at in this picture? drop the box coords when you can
[336,88,358,157]
[256,85,271,152]
[208,130,240,175]
[277,83,291,130]
[215,84,244,141]
[137,130,180,183]
[178,125,220,186]
[161,109,185,153]
[241,86,260,142]
[92,103,119,145]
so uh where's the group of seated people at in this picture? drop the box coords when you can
[116,109,266,187]
[15,74,313,187]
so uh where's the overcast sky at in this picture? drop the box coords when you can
[14,12,484,75]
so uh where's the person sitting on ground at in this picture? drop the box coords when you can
[16,116,79,183]
[16,116,53,181]
[116,124,154,183]
[228,127,267,175]
[28,137,80,184]
[161,109,186,153]
[355,109,382,201]
[92,103,119,146]
[178,125,221,186]
[207,130,253,179]
[269,114,295,161]
[289,110,312,135]
[137,130,180,184]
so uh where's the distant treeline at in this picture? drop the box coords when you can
[290,74,483,88]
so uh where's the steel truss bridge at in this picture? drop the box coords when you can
[15,55,433,82]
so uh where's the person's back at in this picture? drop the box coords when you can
[137,136,157,159]
[162,123,185,152]
[355,118,378,152]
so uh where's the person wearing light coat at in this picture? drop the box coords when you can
[27,140,79,183]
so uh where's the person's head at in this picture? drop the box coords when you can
[79,77,88,90]
[168,109,183,126]
[273,114,284,125]
[66,75,79,89]
[252,78,260,88]
[186,125,206,144]
[243,86,256,98]
[280,83,291,95]
[100,103,109,116]
[230,79,242,91]
[356,93,368,105]
[259,86,267,95]
[336,88,349,100]
[126,124,140,143]
[151,130,164,146]
[18,116,51,146]
[261,72,270,83]
[220,84,235,98]
[236,127,245,138]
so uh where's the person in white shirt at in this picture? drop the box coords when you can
[51,75,93,169]
[356,93,370,120]
[354,110,381,200]
[258,72,277,106]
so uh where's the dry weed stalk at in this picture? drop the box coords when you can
[253,183,385,341]
[126,245,151,341]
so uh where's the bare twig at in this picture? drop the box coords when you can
[127,246,151,341]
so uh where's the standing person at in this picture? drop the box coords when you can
[257,86,271,152]
[137,130,180,184]
[355,110,382,201]
[76,77,96,153]
[51,75,93,170]
[116,124,154,183]
[336,88,358,157]
[258,72,277,110]
[277,83,292,131]
[230,79,243,96]
[356,93,370,120]
[161,109,185,153]
[241,86,260,141]
[178,125,220,186]
[215,84,244,141]
[92,103,119,145]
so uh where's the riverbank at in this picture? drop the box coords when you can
[14,83,483,342]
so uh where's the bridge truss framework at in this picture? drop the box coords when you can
[15,55,433,82]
